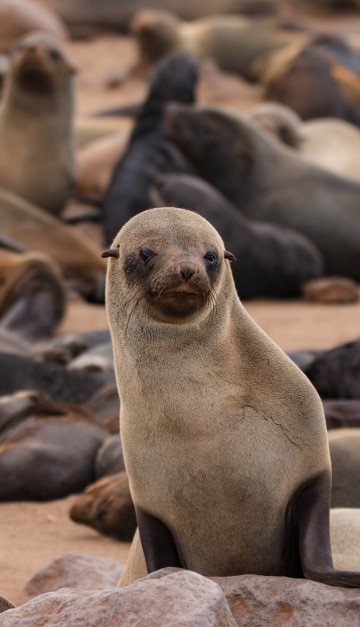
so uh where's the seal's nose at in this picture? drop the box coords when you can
[178,261,197,282]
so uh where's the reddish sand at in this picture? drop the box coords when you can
[1,29,360,608]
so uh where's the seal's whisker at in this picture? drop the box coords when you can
[208,287,218,314]
[125,288,148,334]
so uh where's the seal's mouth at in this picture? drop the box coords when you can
[14,47,57,95]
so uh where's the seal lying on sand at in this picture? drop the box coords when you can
[151,173,323,299]
[165,104,360,279]
[0,32,76,215]
[105,206,360,587]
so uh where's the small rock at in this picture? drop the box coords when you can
[25,553,124,596]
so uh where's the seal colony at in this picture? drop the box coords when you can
[105,206,360,587]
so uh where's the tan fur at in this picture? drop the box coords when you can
[119,508,360,586]
[105,207,330,582]
[0,32,76,215]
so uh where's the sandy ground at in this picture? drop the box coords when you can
[2,23,360,609]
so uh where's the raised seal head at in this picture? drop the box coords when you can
[104,206,235,327]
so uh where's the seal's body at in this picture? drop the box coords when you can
[105,207,360,587]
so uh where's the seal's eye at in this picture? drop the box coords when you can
[140,247,155,263]
[204,252,217,265]
[49,49,61,62]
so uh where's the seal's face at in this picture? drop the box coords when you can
[10,34,75,97]
[123,242,220,321]
[103,207,236,326]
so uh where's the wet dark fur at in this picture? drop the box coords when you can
[102,52,198,245]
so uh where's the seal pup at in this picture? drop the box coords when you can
[165,104,360,279]
[0,32,76,215]
[102,51,198,245]
[105,206,360,587]
[151,173,323,299]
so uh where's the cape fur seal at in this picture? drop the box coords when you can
[165,104,360,279]
[0,32,76,215]
[105,206,360,587]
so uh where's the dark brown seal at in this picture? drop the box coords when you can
[105,206,360,587]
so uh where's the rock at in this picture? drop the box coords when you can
[2,570,236,626]
[69,471,136,541]
[25,553,124,596]
[302,277,360,304]
[215,574,360,626]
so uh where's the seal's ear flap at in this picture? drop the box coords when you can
[101,248,119,259]
[224,250,236,263]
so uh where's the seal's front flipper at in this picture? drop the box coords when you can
[293,470,360,587]
[136,506,183,573]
